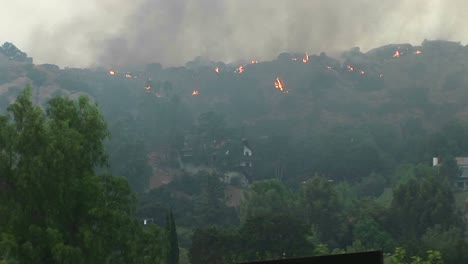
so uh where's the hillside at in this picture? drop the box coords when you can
[2,39,468,187]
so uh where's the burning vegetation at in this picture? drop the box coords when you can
[274,77,288,93]
[235,66,244,74]
[101,43,432,100]
[302,53,309,63]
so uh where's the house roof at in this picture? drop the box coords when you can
[456,157,468,166]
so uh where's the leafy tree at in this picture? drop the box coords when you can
[385,247,444,264]
[301,176,346,248]
[193,171,234,226]
[352,216,395,252]
[390,170,460,241]
[0,87,166,263]
[189,226,238,264]
[239,212,312,261]
[421,226,468,264]
[240,179,299,223]
[438,155,461,182]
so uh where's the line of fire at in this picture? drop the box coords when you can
[106,46,424,97]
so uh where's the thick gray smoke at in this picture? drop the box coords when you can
[5,0,467,67]
[98,0,468,67]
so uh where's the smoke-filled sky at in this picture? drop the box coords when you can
[1,0,466,67]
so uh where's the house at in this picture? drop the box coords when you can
[240,138,253,168]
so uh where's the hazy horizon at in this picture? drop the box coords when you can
[1,0,467,68]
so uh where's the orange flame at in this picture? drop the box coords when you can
[302,52,309,63]
[274,77,285,92]
[235,66,244,74]
[415,50,422,54]
[109,70,116,75]
[347,65,355,72]
[192,90,199,96]
[215,67,220,73]
[392,50,401,58]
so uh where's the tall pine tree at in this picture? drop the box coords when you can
[166,208,179,264]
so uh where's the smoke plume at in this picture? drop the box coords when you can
[3,0,467,67]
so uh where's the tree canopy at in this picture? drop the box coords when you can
[0,87,166,263]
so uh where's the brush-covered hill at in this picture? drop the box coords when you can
[2,39,468,188]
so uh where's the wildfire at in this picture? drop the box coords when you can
[347,65,355,72]
[125,73,132,78]
[274,77,286,93]
[192,90,199,96]
[392,50,401,58]
[302,53,309,63]
[235,66,244,74]
[215,67,220,73]
[108,70,116,75]
[415,50,423,54]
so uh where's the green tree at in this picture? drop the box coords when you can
[166,209,179,264]
[189,226,238,264]
[0,87,166,263]
[385,247,444,264]
[422,225,468,264]
[239,212,312,261]
[301,176,345,248]
[390,169,460,242]
[193,172,232,226]
[352,216,395,252]
[240,179,299,223]
[438,155,461,182]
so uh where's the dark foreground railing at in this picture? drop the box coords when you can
[239,251,383,264]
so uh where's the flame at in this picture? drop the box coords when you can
[274,77,285,92]
[392,50,401,58]
[125,73,132,78]
[192,90,199,96]
[415,50,422,54]
[215,67,220,73]
[235,66,244,74]
[108,70,116,75]
[302,52,309,63]
[360,70,365,75]
[347,65,355,72]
